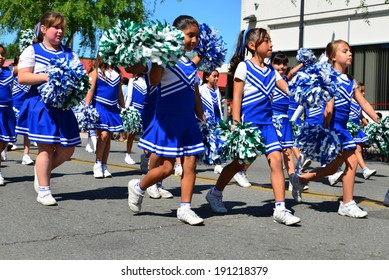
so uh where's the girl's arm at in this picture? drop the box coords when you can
[18,67,48,85]
[323,99,334,128]
[118,77,125,108]
[84,69,97,106]
[354,87,380,123]
[275,78,288,94]
[191,54,202,66]
[149,64,164,86]
[194,83,206,122]
[232,78,244,124]
[286,63,304,81]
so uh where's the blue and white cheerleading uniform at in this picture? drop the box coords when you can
[272,76,293,149]
[235,60,282,154]
[304,104,325,126]
[92,68,123,132]
[128,75,158,130]
[0,66,16,143]
[329,74,357,151]
[349,98,368,144]
[199,84,222,125]
[138,56,204,157]
[16,43,81,146]
[12,77,30,111]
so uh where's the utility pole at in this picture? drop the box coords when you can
[299,0,304,48]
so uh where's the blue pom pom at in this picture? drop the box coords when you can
[76,105,100,131]
[296,48,317,66]
[193,23,227,71]
[288,61,341,108]
[198,121,225,165]
[38,54,90,110]
[297,124,341,165]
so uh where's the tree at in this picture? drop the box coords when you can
[0,0,151,56]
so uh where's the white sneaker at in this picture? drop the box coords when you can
[102,164,112,178]
[273,208,301,225]
[177,207,204,225]
[301,158,312,171]
[93,163,104,178]
[363,168,376,179]
[328,170,344,186]
[124,154,136,165]
[338,200,368,218]
[85,143,94,153]
[384,189,389,207]
[1,150,7,161]
[174,163,183,176]
[289,173,305,202]
[0,174,5,186]
[206,189,227,213]
[158,187,173,198]
[146,184,161,199]
[10,144,18,150]
[37,191,57,206]
[128,179,144,213]
[22,154,34,165]
[234,171,251,187]
[140,154,149,173]
[214,165,223,174]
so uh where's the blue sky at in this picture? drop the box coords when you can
[2,0,241,62]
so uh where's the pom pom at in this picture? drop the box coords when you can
[218,120,266,164]
[38,54,91,110]
[121,106,143,134]
[288,61,341,108]
[198,121,225,165]
[76,105,100,132]
[19,29,36,53]
[139,21,184,66]
[364,116,389,157]
[193,23,227,71]
[347,120,360,138]
[99,19,142,66]
[296,48,317,66]
[99,20,184,67]
[272,114,284,137]
[297,124,341,165]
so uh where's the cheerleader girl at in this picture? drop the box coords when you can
[12,55,34,165]
[17,12,81,205]
[289,40,380,218]
[128,15,206,225]
[124,64,173,199]
[0,45,17,186]
[206,28,301,226]
[199,69,224,174]
[85,56,125,178]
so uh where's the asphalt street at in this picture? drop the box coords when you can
[0,134,388,260]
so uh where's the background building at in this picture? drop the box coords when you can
[241,0,389,112]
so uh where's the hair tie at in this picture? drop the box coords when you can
[238,28,251,56]
[35,22,41,37]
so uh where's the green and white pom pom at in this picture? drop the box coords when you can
[121,106,143,134]
[99,20,184,67]
[19,29,36,53]
[218,120,266,164]
[364,116,389,157]
[99,19,142,66]
[347,119,360,138]
[136,21,184,66]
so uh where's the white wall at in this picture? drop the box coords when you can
[241,0,389,51]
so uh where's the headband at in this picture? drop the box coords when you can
[35,22,41,37]
[238,28,251,56]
